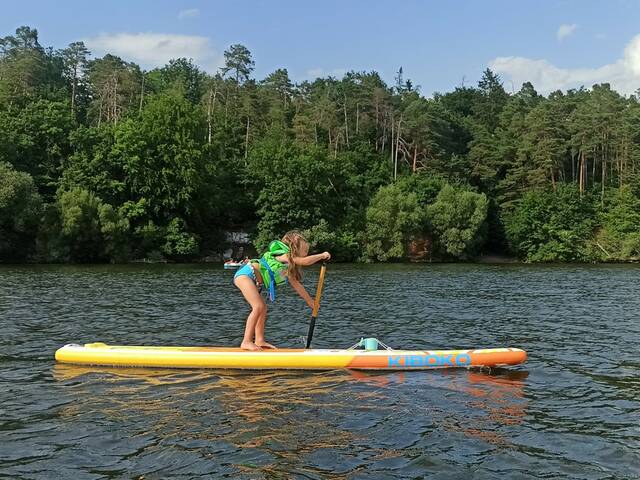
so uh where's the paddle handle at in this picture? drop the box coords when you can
[305,262,327,348]
[311,262,326,317]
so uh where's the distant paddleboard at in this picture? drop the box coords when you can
[223,262,244,269]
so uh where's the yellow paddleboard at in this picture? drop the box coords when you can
[55,343,527,371]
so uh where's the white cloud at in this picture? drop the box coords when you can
[557,23,577,41]
[84,32,222,72]
[306,67,347,79]
[489,34,640,95]
[307,68,324,78]
[595,33,607,40]
[178,8,200,20]
[625,35,640,76]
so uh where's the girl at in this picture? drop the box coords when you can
[233,231,331,351]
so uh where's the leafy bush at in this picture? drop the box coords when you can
[98,203,130,262]
[0,162,42,260]
[364,183,425,261]
[42,188,129,262]
[505,185,596,262]
[162,217,199,258]
[303,219,360,262]
[248,142,337,251]
[426,184,488,258]
[248,140,388,253]
[591,186,640,260]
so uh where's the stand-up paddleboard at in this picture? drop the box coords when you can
[55,339,527,371]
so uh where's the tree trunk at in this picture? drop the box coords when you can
[207,86,218,145]
[375,100,379,146]
[109,73,118,126]
[584,155,588,192]
[207,88,213,144]
[113,78,118,126]
[579,151,585,196]
[71,64,78,113]
[617,144,622,187]
[98,95,103,127]
[601,156,606,206]
[394,116,402,180]
[343,93,349,148]
[390,117,394,177]
[224,85,229,128]
[139,74,145,114]
[244,116,250,162]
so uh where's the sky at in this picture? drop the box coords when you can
[2,0,640,96]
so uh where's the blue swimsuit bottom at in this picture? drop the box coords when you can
[233,263,257,282]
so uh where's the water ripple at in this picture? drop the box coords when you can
[1,263,639,478]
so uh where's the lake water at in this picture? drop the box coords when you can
[1,263,639,479]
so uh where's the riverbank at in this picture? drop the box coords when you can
[4,255,640,266]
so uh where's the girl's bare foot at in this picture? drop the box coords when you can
[241,341,262,351]
[255,341,277,349]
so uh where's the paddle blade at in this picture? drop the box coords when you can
[305,317,316,349]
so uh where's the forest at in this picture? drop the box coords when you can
[1,26,640,263]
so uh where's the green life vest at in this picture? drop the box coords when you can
[257,240,290,301]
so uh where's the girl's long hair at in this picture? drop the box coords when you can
[282,230,307,281]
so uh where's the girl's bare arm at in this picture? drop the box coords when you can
[288,276,314,309]
[288,252,331,266]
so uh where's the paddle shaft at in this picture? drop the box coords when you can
[305,262,326,348]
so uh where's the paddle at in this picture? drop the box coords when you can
[305,262,327,349]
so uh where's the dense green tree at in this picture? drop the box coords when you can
[146,58,206,105]
[473,68,509,132]
[426,184,488,258]
[162,217,199,258]
[114,91,206,221]
[247,140,341,249]
[58,125,123,205]
[593,186,640,260]
[401,98,455,173]
[42,188,128,263]
[0,162,42,260]
[86,54,142,126]
[2,24,640,264]
[262,68,293,113]
[435,86,481,119]
[364,183,425,261]
[0,26,48,104]
[221,44,254,85]
[505,185,596,262]
[60,41,90,114]
[520,99,569,191]
[0,99,74,199]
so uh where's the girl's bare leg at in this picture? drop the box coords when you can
[234,275,267,351]
[254,308,276,349]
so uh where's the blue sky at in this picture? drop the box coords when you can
[3,0,640,95]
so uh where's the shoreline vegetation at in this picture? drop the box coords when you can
[3,256,639,266]
[1,26,640,265]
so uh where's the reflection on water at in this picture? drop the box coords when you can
[49,364,529,478]
[2,263,640,478]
